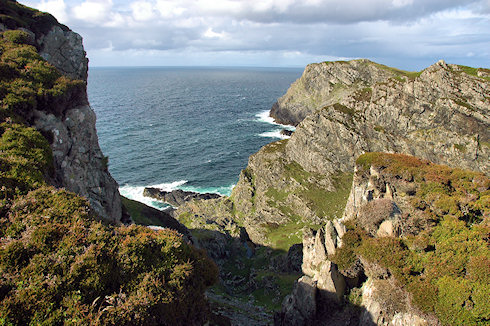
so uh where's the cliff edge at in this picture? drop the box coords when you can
[231,59,489,248]
[0,0,123,222]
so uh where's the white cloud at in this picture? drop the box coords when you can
[203,28,228,39]
[131,1,156,21]
[72,0,113,24]
[19,0,490,69]
[23,0,68,23]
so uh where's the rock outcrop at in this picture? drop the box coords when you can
[276,153,489,326]
[232,59,489,247]
[143,187,221,207]
[0,3,124,223]
[270,59,402,126]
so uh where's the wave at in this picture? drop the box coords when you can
[119,180,188,211]
[119,180,235,210]
[180,184,235,196]
[255,110,296,131]
[258,130,291,140]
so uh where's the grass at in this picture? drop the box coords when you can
[457,65,490,81]
[263,214,306,251]
[452,98,476,111]
[332,103,356,116]
[374,125,385,133]
[453,143,466,152]
[121,196,168,226]
[353,87,372,102]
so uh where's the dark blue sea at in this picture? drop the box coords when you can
[88,67,302,209]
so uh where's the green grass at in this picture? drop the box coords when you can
[332,103,356,116]
[353,87,372,102]
[263,214,306,251]
[452,98,476,111]
[453,143,467,152]
[374,125,385,133]
[251,272,301,311]
[121,196,165,226]
[266,187,289,202]
[261,138,288,154]
[457,65,490,81]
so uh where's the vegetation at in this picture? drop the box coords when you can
[335,153,490,325]
[456,65,490,81]
[0,10,218,325]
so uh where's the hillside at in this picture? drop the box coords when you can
[0,1,217,324]
[277,153,489,325]
[231,59,489,248]
[172,59,489,324]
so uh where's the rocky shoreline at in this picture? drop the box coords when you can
[143,187,222,207]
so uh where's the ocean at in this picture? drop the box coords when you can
[87,67,302,209]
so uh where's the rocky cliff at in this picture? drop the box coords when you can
[231,59,489,248]
[276,153,489,326]
[0,0,123,223]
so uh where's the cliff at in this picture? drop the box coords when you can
[0,0,122,223]
[276,153,489,326]
[0,2,218,324]
[231,59,489,248]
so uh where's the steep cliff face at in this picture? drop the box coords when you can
[232,59,489,248]
[0,1,123,223]
[270,59,403,126]
[276,153,489,326]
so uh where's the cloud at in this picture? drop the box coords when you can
[72,0,114,24]
[19,0,490,69]
[28,0,67,23]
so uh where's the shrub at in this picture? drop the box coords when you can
[350,153,490,325]
[0,187,218,325]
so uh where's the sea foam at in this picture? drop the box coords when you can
[120,180,235,210]
[255,110,296,130]
[119,180,188,211]
[258,130,291,140]
[255,110,295,139]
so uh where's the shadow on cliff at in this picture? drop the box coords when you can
[275,279,378,326]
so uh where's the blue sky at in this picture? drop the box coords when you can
[21,0,490,70]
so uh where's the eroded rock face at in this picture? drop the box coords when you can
[7,16,124,223]
[275,276,317,326]
[37,25,88,81]
[270,59,399,126]
[233,60,489,246]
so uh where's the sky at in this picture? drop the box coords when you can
[21,0,490,70]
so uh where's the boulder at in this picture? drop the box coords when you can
[143,188,221,207]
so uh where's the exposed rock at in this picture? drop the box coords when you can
[37,25,88,81]
[324,221,338,256]
[270,59,400,126]
[301,227,346,311]
[143,187,221,207]
[275,276,317,326]
[232,59,488,246]
[359,278,432,326]
[2,11,124,223]
[280,129,294,137]
[286,243,303,272]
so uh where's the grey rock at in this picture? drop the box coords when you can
[143,187,221,207]
[37,25,88,81]
[286,243,303,272]
[324,221,338,256]
[34,106,123,223]
[275,276,317,326]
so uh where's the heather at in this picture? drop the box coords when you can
[0,7,217,325]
